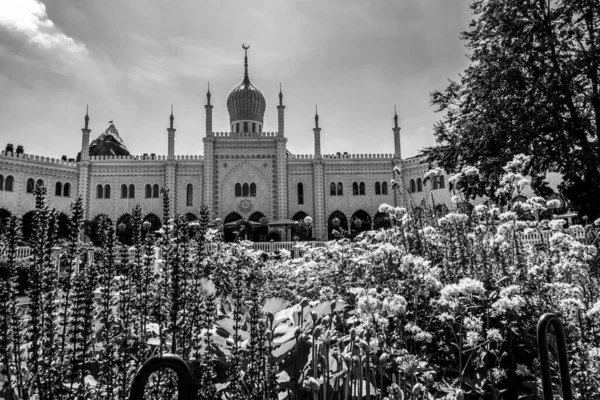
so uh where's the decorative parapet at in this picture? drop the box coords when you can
[402,155,428,166]
[288,154,315,160]
[0,150,77,167]
[213,131,279,138]
[321,153,394,160]
[86,154,204,161]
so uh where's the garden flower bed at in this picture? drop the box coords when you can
[0,163,599,399]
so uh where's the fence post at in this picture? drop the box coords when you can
[537,313,573,400]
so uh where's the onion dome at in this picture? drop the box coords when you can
[226,45,266,125]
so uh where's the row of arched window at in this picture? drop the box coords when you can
[0,175,14,192]
[330,182,344,196]
[234,122,261,133]
[54,182,71,197]
[409,176,446,193]
[235,183,256,197]
[374,181,389,195]
[145,184,160,198]
[26,178,44,193]
[330,181,390,196]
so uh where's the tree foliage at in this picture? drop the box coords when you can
[424,0,600,217]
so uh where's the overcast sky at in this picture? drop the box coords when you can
[0,0,473,159]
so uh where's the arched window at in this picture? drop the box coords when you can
[243,122,248,133]
[55,182,62,196]
[96,184,103,199]
[236,123,240,133]
[128,184,135,198]
[187,183,193,206]
[352,182,359,195]
[242,183,249,197]
[0,175,4,191]
[250,183,256,197]
[375,181,381,195]
[121,184,128,198]
[297,182,304,204]
[235,183,242,197]
[439,175,445,189]
[26,178,34,193]
[410,179,416,193]
[153,184,159,198]
[432,177,438,190]
[36,179,44,188]
[252,123,256,133]
[417,178,423,192]
[330,182,336,196]
[104,184,110,199]
[4,176,13,192]
[382,181,388,195]
[337,182,343,196]
[63,182,71,197]
[359,182,365,195]
[259,125,262,133]
[145,184,152,198]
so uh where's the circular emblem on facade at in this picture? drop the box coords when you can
[239,199,253,213]
[223,163,228,168]
[263,162,268,168]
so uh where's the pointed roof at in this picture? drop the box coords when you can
[88,123,130,157]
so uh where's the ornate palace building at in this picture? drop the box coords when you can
[0,47,463,241]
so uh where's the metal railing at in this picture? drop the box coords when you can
[128,354,195,400]
[537,313,573,400]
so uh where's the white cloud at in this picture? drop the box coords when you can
[0,0,86,55]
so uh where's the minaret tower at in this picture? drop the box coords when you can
[311,106,325,240]
[165,107,177,208]
[277,83,285,136]
[203,83,215,217]
[393,106,401,159]
[81,105,91,161]
[78,106,92,219]
[313,106,322,158]
[205,83,213,136]
[392,106,405,207]
[167,105,176,160]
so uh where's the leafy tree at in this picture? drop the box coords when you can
[425,0,600,217]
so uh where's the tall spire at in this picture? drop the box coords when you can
[314,105,319,129]
[242,43,250,84]
[169,105,174,129]
[279,83,283,106]
[84,105,89,130]
[394,105,398,129]
[206,82,211,105]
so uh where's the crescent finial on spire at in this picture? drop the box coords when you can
[84,105,89,129]
[394,105,399,129]
[314,105,319,129]
[242,44,250,83]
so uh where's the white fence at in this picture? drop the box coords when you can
[12,230,590,264]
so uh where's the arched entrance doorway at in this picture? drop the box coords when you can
[291,211,312,240]
[117,214,134,245]
[248,211,268,242]
[328,211,348,240]
[0,209,11,234]
[373,211,391,230]
[350,210,371,237]
[223,212,243,242]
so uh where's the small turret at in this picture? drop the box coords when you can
[84,105,89,130]
[314,105,319,129]
[167,105,176,160]
[277,83,285,136]
[169,104,174,129]
[207,82,211,106]
[313,105,321,159]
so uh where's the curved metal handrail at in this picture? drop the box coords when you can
[537,313,573,400]
[128,354,195,400]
